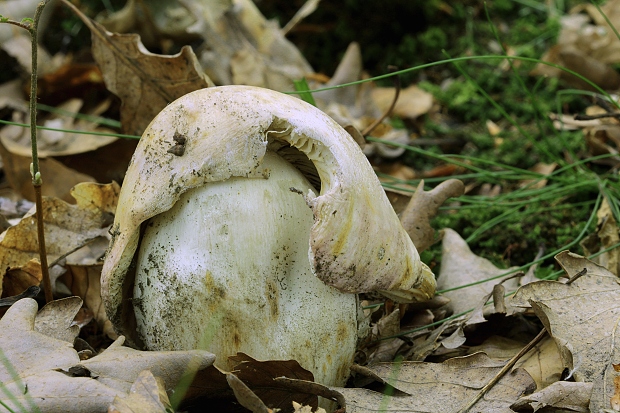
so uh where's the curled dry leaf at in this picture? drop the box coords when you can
[62,0,214,136]
[0,181,119,296]
[512,251,620,412]
[0,298,215,413]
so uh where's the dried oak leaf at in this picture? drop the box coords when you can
[0,182,119,296]
[0,298,215,413]
[400,179,464,252]
[332,353,535,412]
[61,0,214,136]
[512,251,620,412]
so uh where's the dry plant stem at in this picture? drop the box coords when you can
[30,0,53,302]
[0,2,53,302]
[34,184,52,302]
[456,328,547,413]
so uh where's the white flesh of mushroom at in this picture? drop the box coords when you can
[134,151,358,386]
[101,85,436,391]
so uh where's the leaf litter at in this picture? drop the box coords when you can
[0,0,619,412]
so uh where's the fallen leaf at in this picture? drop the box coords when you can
[185,0,312,91]
[511,381,592,412]
[1,259,42,298]
[580,197,620,276]
[60,263,116,340]
[512,251,620,412]
[468,334,564,391]
[400,179,464,252]
[0,298,215,413]
[366,308,403,365]
[437,228,519,316]
[230,353,318,411]
[33,296,82,343]
[62,0,213,136]
[0,182,119,296]
[0,99,117,158]
[371,84,434,120]
[0,138,96,202]
[108,370,172,413]
[334,353,535,412]
[227,373,272,413]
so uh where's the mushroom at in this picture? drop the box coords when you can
[101,85,435,388]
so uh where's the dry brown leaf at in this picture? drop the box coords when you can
[0,182,119,296]
[334,353,535,412]
[531,4,620,90]
[400,179,464,252]
[179,353,320,412]
[0,298,215,413]
[185,0,312,91]
[62,0,213,136]
[1,259,42,298]
[108,370,172,413]
[468,334,564,391]
[366,308,402,365]
[60,263,116,340]
[97,0,198,50]
[230,353,318,411]
[0,138,96,202]
[34,296,82,343]
[0,99,117,158]
[512,251,620,412]
[511,381,592,412]
[437,228,519,316]
[227,373,272,413]
[581,197,620,276]
[371,84,434,120]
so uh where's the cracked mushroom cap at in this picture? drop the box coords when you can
[101,85,435,335]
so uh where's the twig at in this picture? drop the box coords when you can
[456,328,547,413]
[0,1,54,302]
[361,66,401,137]
[574,112,620,121]
[566,268,587,285]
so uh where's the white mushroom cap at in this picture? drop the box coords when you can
[101,85,435,346]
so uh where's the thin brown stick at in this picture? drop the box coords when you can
[456,328,547,413]
[574,112,620,121]
[30,0,53,302]
[361,66,400,137]
[34,184,52,302]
